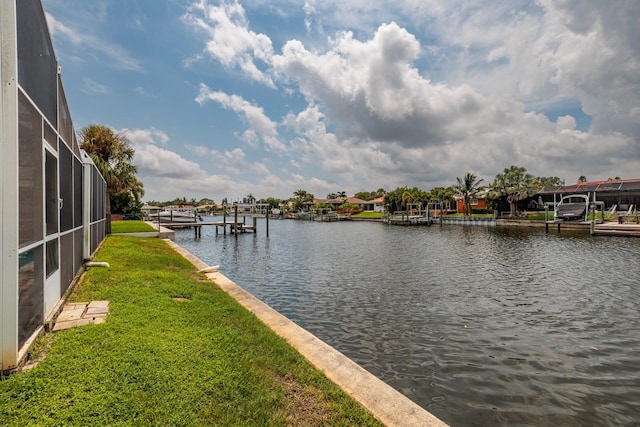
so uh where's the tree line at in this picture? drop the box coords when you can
[82,123,575,219]
[383,166,563,216]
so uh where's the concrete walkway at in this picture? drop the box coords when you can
[52,301,110,331]
[165,239,448,427]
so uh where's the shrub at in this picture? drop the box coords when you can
[471,208,489,215]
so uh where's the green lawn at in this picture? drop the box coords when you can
[110,220,156,233]
[350,212,384,219]
[0,236,381,426]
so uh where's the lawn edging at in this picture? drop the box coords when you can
[165,239,448,427]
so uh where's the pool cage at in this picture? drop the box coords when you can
[1,0,107,371]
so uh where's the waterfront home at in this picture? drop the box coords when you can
[537,178,640,214]
[313,197,369,213]
[454,193,489,214]
[141,204,162,217]
[364,196,385,213]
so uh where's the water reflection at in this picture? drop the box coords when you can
[176,219,640,426]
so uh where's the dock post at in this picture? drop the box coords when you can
[266,210,269,236]
[223,208,227,235]
[253,216,257,234]
[234,204,239,235]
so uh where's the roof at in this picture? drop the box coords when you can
[345,197,368,204]
[312,197,370,205]
[537,178,640,195]
[141,204,161,210]
[310,195,392,205]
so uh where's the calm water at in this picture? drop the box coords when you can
[175,218,640,426]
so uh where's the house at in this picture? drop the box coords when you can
[536,179,640,212]
[365,196,385,213]
[455,193,489,214]
[1,0,107,371]
[141,204,162,217]
[313,197,369,213]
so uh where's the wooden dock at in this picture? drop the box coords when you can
[592,222,640,237]
[162,203,270,238]
[159,219,261,237]
[212,221,257,234]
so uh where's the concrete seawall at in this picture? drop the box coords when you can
[437,216,496,226]
[165,239,448,427]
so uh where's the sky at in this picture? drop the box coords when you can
[42,0,640,203]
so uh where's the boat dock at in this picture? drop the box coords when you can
[592,222,640,237]
[384,215,432,226]
[160,204,269,238]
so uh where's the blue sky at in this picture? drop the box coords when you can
[42,0,640,202]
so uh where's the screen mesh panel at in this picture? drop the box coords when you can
[16,0,57,126]
[59,143,73,231]
[18,246,44,348]
[18,92,44,248]
[45,150,59,236]
[74,157,83,228]
[58,76,74,150]
[45,239,58,278]
[60,233,75,293]
[44,120,56,151]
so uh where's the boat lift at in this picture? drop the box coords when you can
[544,191,605,233]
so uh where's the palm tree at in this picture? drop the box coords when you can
[79,124,143,216]
[489,165,538,217]
[401,190,414,211]
[430,187,455,212]
[453,173,484,216]
[292,189,313,211]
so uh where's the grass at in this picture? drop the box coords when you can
[350,212,384,219]
[0,236,381,426]
[110,220,156,233]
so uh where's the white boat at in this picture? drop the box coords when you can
[156,209,201,223]
[555,195,590,221]
[294,210,310,220]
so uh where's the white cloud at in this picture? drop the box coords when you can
[81,78,110,95]
[133,144,206,180]
[180,0,640,195]
[195,85,287,152]
[273,22,523,151]
[183,0,275,87]
[270,8,639,187]
[54,1,640,200]
[122,128,208,200]
[124,128,170,146]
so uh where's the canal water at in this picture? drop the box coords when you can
[174,218,640,426]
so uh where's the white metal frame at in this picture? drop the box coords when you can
[1,0,19,370]
[81,150,94,261]
[43,144,61,318]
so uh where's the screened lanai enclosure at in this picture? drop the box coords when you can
[1,0,107,371]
